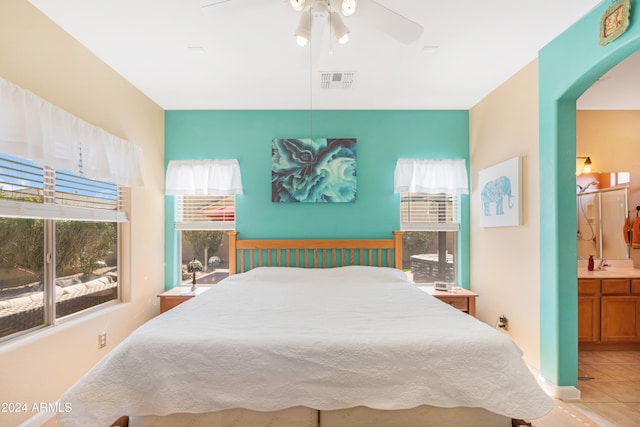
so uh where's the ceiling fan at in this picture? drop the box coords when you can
[202,0,424,46]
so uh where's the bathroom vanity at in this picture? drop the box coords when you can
[578,261,640,350]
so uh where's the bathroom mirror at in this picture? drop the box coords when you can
[576,177,629,260]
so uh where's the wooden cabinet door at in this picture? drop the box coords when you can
[578,296,600,342]
[578,279,600,296]
[601,279,631,295]
[601,296,640,342]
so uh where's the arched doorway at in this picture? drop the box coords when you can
[539,4,640,394]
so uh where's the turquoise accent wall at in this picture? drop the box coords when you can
[539,0,640,387]
[164,110,470,288]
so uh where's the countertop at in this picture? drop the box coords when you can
[577,259,640,278]
[578,268,640,279]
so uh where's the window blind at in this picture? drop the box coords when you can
[175,195,235,230]
[400,192,459,231]
[0,154,125,222]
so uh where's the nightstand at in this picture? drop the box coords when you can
[418,286,478,317]
[158,286,210,313]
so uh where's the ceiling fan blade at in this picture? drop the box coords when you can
[202,0,285,10]
[356,0,424,44]
[201,0,237,9]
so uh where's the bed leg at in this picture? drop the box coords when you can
[110,416,129,427]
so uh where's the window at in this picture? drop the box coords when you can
[0,154,122,340]
[175,195,233,285]
[401,192,459,284]
[394,158,467,285]
[166,159,243,286]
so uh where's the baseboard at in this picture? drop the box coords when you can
[537,376,581,401]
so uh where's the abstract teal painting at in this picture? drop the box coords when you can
[272,138,357,203]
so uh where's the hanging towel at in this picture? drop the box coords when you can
[624,215,633,244]
[632,215,640,246]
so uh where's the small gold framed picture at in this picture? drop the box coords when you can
[600,0,631,46]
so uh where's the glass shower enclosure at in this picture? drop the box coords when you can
[577,187,629,260]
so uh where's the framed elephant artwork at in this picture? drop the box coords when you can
[479,156,521,227]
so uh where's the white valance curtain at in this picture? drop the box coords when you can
[394,158,468,194]
[165,159,243,196]
[0,77,144,187]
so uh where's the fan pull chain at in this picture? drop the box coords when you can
[328,2,334,54]
[308,10,313,141]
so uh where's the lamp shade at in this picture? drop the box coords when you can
[187,258,204,273]
[330,12,350,44]
[576,156,593,175]
[295,10,312,46]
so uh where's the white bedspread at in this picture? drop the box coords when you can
[57,266,553,426]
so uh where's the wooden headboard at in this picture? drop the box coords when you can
[227,231,403,275]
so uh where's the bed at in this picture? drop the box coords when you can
[56,232,552,427]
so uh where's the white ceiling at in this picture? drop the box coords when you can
[577,50,640,110]
[28,0,634,111]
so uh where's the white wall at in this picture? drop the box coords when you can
[469,59,541,370]
[0,1,165,425]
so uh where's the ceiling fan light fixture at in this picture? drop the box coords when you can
[330,12,350,44]
[310,0,329,18]
[341,0,357,17]
[290,0,306,12]
[294,10,312,46]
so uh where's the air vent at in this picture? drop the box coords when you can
[320,71,356,89]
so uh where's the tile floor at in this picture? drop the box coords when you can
[531,400,601,427]
[570,350,640,427]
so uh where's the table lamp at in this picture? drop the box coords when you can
[187,258,203,292]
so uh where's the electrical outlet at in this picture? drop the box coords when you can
[98,332,107,349]
[497,315,509,331]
